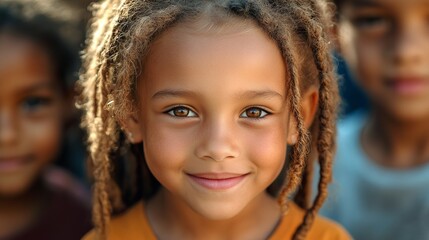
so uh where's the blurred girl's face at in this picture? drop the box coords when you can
[0,33,65,197]
[338,0,429,121]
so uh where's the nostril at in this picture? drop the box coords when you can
[194,121,240,161]
[194,141,240,162]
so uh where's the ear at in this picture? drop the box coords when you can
[119,112,144,144]
[287,86,319,145]
[300,86,319,129]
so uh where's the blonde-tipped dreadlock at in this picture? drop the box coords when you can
[79,0,339,239]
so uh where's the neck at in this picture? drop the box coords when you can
[0,180,47,238]
[362,109,429,169]
[146,188,281,240]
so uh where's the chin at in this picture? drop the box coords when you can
[372,98,429,123]
[0,173,40,198]
[0,182,31,198]
[189,200,247,221]
[387,106,429,123]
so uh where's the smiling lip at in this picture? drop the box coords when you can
[386,77,429,96]
[186,173,249,190]
[0,157,30,172]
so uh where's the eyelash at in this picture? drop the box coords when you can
[165,106,198,118]
[164,106,271,119]
[240,107,270,119]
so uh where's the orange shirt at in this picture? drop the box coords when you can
[83,201,351,240]
[270,203,351,240]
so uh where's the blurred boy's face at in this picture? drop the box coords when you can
[338,0,429,121]
[0,33,64,197]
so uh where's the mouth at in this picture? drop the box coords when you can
[0,156,31,172]
[186,172,249,191]
[386,77,429,96]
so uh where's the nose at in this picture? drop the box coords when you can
[194,118,240,162]
[0,110,19,145]
[392,23,425,66]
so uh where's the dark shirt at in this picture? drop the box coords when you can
[7,185,92,240]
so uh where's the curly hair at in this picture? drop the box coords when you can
[79,0,339,239]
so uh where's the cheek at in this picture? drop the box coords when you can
[23,113,63,165]
[243,121,288,174]
[355,37,384,87]
[340,25,384,89]
[142,120,193,175]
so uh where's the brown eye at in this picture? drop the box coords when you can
[240,107,268,118]
[166,106,197,117]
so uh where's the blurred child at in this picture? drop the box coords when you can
[320,0,429,239]
[0,1,92,239]
[79,0,351,239]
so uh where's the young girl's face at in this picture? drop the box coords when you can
[338,0,429,121]
[126,20,299,219]
[0,33,65,196]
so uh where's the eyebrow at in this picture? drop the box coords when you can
[236,90,284,100]
[18,81,57,94]
[152,88,284,100]
[152,89,197,99]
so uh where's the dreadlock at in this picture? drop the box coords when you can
[79,0,339,239]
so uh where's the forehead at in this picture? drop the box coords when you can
[0,33,56,92]
[139,18,286,96]
[145,16,284,69]
[0,33,53,70]
[343,0,429,10]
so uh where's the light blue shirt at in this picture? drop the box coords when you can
[320,111,429,240]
